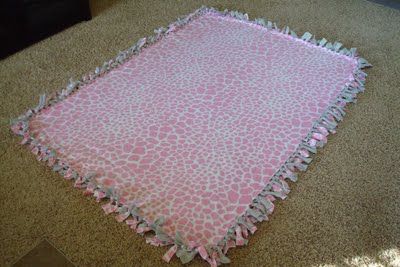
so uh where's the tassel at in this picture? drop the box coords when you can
[313,131,327,145]
[155,229,172,243]
[47,157,56,167]
[271,182,282,192]
[162,245,178,263]
[52,163,63,172]
[319,38,327,46]
[34,94,46,113]
[300,142,317,154]
[339,47,349,55]
[166,24,177,34]
[64,168,73,180]
[301,32,312,42]
[151,216,165,229]
[278,178,290,193]
[215,246,231,264]
[94,190,106,201]
[223,239,236,254]
[310,37,318,45]
[321,118,337,130]
[116,209,130,222]
[197,246,208,260]
[136,224,151,234]
[235,225,246,245]
[316,126,329,136]
[146,236,164,246]
[20,133,31,145]
[31,146,39,155]
[84,183,96,195]
[283,169,298,182]
[246,208,265,222]
[257,196,274,213]
[102,202,118,214]
[358,58,372,68]
[333,104,346,116]
[327,109,343,121]
[333,41,342,52]
[126,218,139,230]
[206,257,218,267]
[296,153,312,164]
[287,161,308,172]
[245,217,258,233]
[238,216,258,234]
[299,148,310,158]
[176,248,197,264]
[283,26,290,34]
[255,18,266,26]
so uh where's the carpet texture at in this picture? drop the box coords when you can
[1,0,399,266]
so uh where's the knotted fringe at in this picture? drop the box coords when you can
[10,5,371,267]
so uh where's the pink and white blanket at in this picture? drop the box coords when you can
[11,7,370,266]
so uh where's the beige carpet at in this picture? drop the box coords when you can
[1,0,399,266]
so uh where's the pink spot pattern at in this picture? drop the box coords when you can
[29,13,357,247]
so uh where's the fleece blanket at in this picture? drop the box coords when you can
[11,7,370,266]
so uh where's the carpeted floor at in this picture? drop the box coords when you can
[0,0,399,266]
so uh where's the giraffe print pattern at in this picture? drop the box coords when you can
[29,13,357,247]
